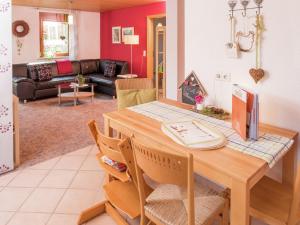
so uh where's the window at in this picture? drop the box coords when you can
[40,12,69,58]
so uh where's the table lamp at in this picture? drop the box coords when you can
[124,35,140,75]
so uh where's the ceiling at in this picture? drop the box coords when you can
[12,0,165,12]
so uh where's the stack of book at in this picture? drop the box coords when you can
[232,84,259,140]
[101,155,127,172]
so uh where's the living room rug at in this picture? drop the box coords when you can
[18,95,116,167]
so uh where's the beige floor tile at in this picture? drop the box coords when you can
[0,187,33,211]
[0,170,21,187]
[8,169,48,188]
[66,146,92,156]
[54,156,86,170]
[70,171,104,190]
[55,189,98,214]
[39,170,77,188]
[20,188,65,213]
[0,212,14,225]
[80,156,101,171]
[94,189,105,203]
[85,214,117,225]
[47,214,79,225]
[30,157,61,170]
[7,212,50,225]
[88,145,99,156]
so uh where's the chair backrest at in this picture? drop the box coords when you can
[118,138,139,187]
[115,78,154,91]
[131,137,195,225]
[88,120,125,164]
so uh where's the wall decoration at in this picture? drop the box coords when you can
[0,0,10,13]
[12,20,30,37]
[0,44,8,56]
[16,39,23,55]
[0,104,9,117]
[0,0,14,175]
[112,26,121,44]
[0,62,11,73]
[122,27,134,42]
[249,14,265,83]
[0,164,10,174]
[0,122,12,134]
[236,31,255,52]
[179,71,208,105]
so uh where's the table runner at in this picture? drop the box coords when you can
[128,101,294,167]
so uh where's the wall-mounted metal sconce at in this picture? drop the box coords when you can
[228,0,237,18]
[228,0,263,18]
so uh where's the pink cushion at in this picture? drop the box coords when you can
[56,60,73,75]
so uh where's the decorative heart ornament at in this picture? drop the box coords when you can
[249,68,265,83]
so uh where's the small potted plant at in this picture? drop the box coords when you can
[76,74,85,86]
[195,94,205,111]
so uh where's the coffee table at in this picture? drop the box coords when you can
[57,83,95,106]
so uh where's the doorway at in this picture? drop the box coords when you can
[147,14,166,98]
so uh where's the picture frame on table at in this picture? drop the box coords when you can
[112,26,121,44]
[122,27,134,42]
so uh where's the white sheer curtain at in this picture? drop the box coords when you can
[69,10,79,60]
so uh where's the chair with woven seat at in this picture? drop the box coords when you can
[250,165,300,225]
[115,78,156,110]
[131,137,229,225]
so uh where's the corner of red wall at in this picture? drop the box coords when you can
[100,2,166,78]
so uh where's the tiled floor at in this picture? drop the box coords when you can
[0,144,266,225]
[0,145,116,225]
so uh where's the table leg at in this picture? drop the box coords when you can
[91,85,94,103]
[231,179,250,225]
[283,138,298,187]
[104,117,113,137]
[58,85,61,105]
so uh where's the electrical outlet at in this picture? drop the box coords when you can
[215,73,222,80]
[143,50,147,57]
[222,73,231,82]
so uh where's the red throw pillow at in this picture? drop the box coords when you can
[56,60,73,75]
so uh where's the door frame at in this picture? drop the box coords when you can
[147,13,166,79]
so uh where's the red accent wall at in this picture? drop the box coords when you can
[100,2,166,78]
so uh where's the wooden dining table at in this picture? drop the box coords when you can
[103,99,298,225]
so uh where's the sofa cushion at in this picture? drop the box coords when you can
[37,64,52,81]
[28,65,39,81]
[81,60,98,75]
[104,63,116,78]
[136,88,156,104]
[99,60,128,76]
[89,74,116,87]
[56,60,73,75]
[117,89,138,110]
[50,76,75,85]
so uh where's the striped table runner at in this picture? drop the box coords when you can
[128,101,294,167]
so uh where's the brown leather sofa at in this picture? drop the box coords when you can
[13,59,128,101]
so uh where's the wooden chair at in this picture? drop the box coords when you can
[115,78,154,91]
[78,121,141,225]
[250,165,300,225]
[131,137,230,225]
[115,78,155,110]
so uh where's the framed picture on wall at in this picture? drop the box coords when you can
[112,26,121,44]
[122,27,134,42]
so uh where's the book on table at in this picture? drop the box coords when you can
[232,84,259,140]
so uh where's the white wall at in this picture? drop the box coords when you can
[166,0,179,100]
[183,0,300,168]
[77,11,100,60]
[12,6,100,64]
[0,0,14,175]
